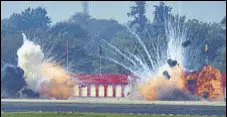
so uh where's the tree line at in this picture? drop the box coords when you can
[1,2,226,74]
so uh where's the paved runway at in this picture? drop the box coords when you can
[1,99,226,116]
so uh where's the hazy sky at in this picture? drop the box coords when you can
[1,1,226,25]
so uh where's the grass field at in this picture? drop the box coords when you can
[1,112,225,117]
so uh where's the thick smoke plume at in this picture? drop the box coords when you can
[1,33,76,99]
[1,63,39,98]
[16,34,76,99]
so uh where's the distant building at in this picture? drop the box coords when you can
[72,74,135,98]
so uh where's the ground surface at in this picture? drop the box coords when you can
[1,99,226,116]
[1,112,225,117]
[1,98,226,106]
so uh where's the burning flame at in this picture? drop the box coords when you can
[138,64,186,100]
[40,62,75,99]
[138,64,224,101]
[195,65,223,100]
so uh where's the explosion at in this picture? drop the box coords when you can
[138,64,185,100]
[138,64,225,101]
[103,33,225,101]
[39,62,74,99]
[104,16,226,101]
[184,65,224,100]
[17,33,75,99]
[195,65,223,100]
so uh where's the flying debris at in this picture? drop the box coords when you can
[167,59,178,67]
[203,92,209,99]
[187,79,197,85]
[163,71,171,80]
[182,40,191,47]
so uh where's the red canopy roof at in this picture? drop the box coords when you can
[72,74,134,84]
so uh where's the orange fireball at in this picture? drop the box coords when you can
[40,62,75,99]
[138,64,186,100]
[138,64,224,101]
[195,65,223,100]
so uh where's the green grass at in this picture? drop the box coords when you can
[1,112,225,117]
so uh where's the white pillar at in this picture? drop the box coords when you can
[90,85,96,97]
[81,86,87,97]
[98,85,104,97]
[73,85,79,96]
[107,85,113,97]
[116,85,121,97]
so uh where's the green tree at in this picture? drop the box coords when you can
[2,7,52,42]
[211,45,226,73]
[153,2,172,24]
[151,2,173,37]
[127,1,148,34]
[220,16,226,25]
[8,7,51,31]
[1,32,23,65]
[49,22,87,39]
[69,12,91,25]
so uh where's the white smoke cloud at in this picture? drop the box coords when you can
[17,33,46,92]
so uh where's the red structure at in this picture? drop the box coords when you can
[72,74,134,97]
